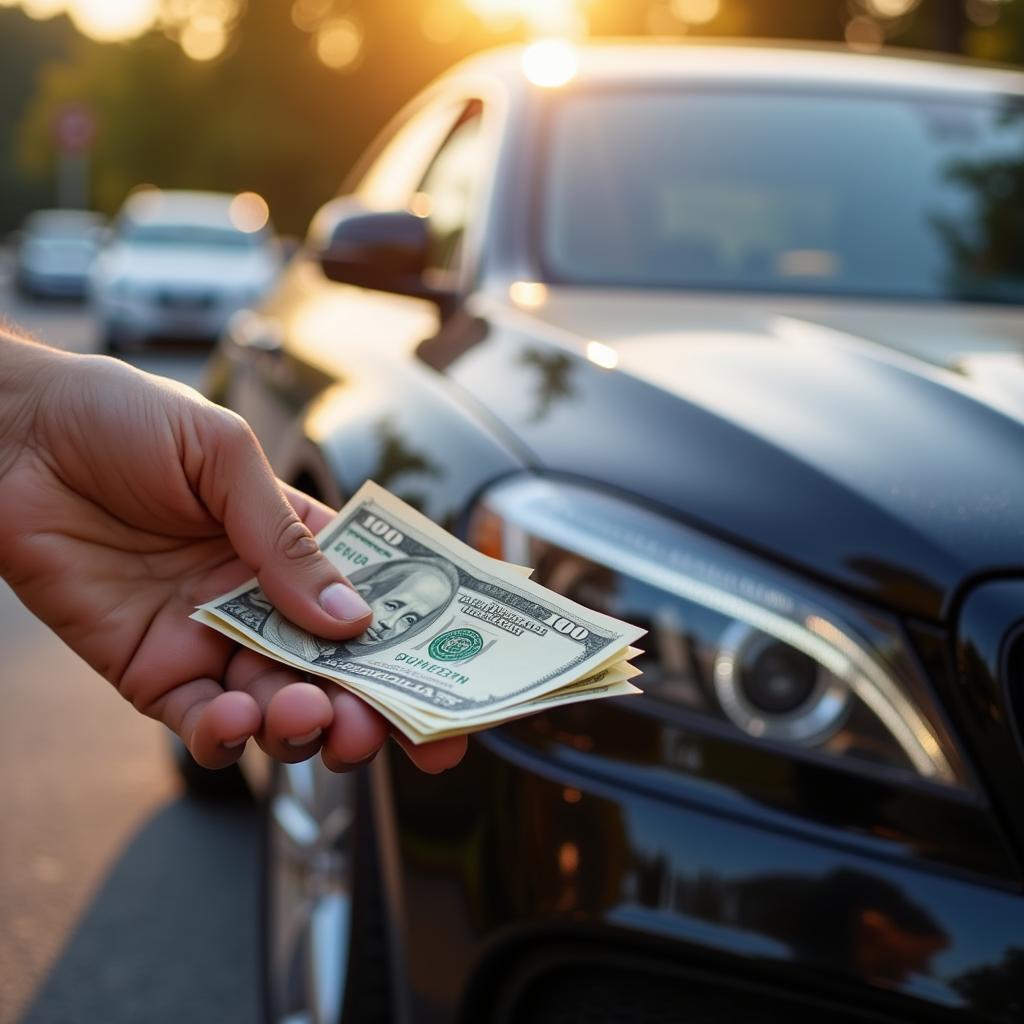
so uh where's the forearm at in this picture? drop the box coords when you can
[0,331,68,482]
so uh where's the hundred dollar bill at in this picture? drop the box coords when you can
[193,481,645,737]
[357,677,643,743]
[191,604,640,742]
[192,602,638,742]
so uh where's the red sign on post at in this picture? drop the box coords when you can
[53,102,96,155]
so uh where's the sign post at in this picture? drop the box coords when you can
[52,102,96,209]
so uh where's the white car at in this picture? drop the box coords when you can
[91,189,281,350]
[14,209,106,300]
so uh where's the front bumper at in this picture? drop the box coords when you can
[96,290,248,341]
[383,725,1024,1024]
[17,265,90,298]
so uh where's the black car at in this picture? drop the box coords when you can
[206,41,1024,1024]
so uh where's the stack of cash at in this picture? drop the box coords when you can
[193,481,645,744]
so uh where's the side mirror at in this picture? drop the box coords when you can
[309,197,431,297]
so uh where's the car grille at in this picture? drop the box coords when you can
[155,290,216,310]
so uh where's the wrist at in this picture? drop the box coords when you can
[0,332,69,483]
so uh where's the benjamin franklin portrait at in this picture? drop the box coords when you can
[261,557,459,662]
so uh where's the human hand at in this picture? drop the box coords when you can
[0,338,467,773]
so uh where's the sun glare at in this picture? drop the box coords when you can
[180,13,227,59]
[462,0,589,36]
[316,15,363,70]
[521,38,578,88]
[11,0,239,56]
[670,0,720,24]
[585,340,619,370]
[20,0,65,20]
[68,0,160,40]
[508,280,549,309]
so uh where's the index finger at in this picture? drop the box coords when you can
[280,480,337,535]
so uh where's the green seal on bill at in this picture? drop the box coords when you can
[429,628,484,662]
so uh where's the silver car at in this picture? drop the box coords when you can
[14,208,106,300]
[91,188,282,351]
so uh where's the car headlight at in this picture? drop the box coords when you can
[467,477,968,788]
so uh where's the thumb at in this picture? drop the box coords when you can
[198,410,372,639]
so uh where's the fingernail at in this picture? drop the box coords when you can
[223,736,247,749]
[319,582,371,622]
[286,727,323,747]
[324,751,377,773]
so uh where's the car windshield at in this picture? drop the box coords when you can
[120,222,262,248]
[543,87,1024,303]
[27,214,103,240]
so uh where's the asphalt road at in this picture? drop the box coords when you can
[0,276,262,1024]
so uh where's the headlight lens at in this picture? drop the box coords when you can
[468,477,968,788]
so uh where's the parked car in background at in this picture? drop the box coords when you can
[13,208,106,300]
[203,42,1024,1024]
[91,188,281,350]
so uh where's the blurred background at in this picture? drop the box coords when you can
[3,2,1024,1023]
[4,0,1024,238]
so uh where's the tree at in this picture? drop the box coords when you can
[0,8,80,230]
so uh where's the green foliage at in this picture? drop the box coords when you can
[14,0,506,235]
[0,9,79,231]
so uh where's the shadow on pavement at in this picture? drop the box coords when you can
[19,797,262,1024]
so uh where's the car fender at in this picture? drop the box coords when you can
[277,357,529,530]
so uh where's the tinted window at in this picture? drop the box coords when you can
[544,89,1024,303]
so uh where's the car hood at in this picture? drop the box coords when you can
[95,244,275,288]
[21,237,97,273]
[440,288,1024,620]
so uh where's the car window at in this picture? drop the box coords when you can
[544,89,1024,303]
[412,100,486,275]
[358,98,473,210]
[118,222,264,249]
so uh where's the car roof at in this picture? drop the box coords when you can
[451,39,1024,98]
[120,189,241,228]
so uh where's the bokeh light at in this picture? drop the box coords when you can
[180,13,226,59]
[21,0,65,19]
[462,0,589,36]
[966,0,1003,28]
[865,0,919,17]
[290,0,332,33]
[421,0,465,43]
[7,0,240,55]
[315,15,363,70]
[68,0,159,41]
[409,192,433,217]
[521,38,578,87]
[229,191,270,233]
[669,0,720,25]
[845,15,885,52]
[508,280,549,309]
